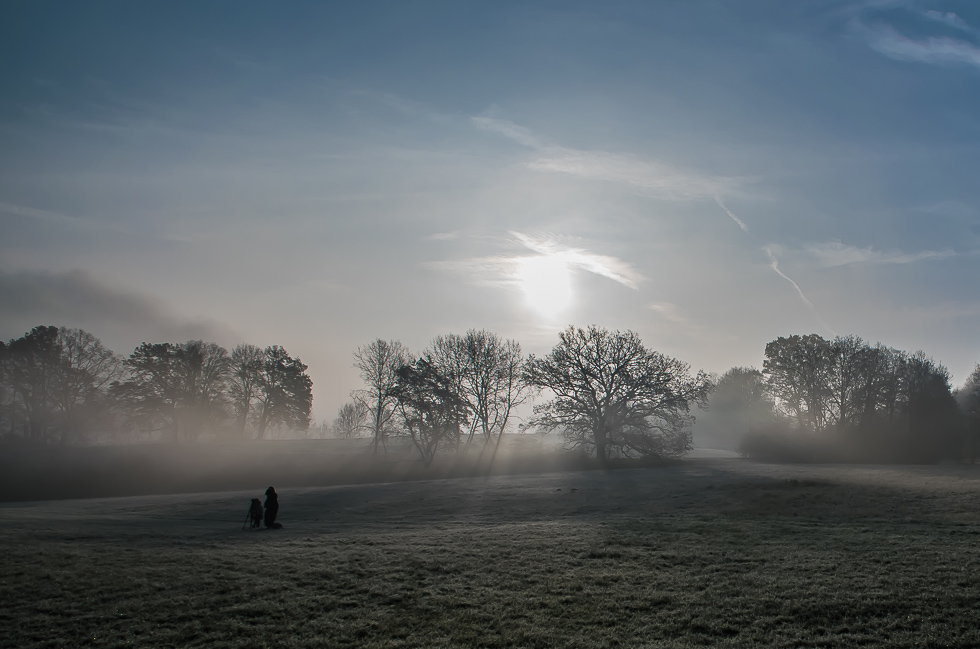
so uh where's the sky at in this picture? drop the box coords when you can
[2,0,980,422]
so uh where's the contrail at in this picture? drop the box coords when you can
[715,197,835,335]
[714,196,750,234]
[765,246,837,335]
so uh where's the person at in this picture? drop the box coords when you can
[264,486,281,529]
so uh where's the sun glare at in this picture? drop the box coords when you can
[518,255,573,318]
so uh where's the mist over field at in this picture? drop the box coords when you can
[4,1,980,646]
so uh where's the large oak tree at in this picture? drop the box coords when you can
[525,325,709,463]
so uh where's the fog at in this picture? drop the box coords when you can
[2,322,978,502]
[0,436,598,503]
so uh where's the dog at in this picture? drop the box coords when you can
[248,498,264,529]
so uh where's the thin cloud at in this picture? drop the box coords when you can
[860,21,980,68]
[528,150,734,201]
[511,232,642,289]
[426,231,461,241]
[423,256,521,288]
[923,10,974,34]
[472,116,736,201]
[764,246,836,336]
[0,202,127,234]
[714,196,750,234]
[648,302,690,325]
[471,116,548,149]
[802,241,956,268]
[426,232,642,291]
[708,199,839,334]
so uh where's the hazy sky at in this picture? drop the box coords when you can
[2,1,980,421]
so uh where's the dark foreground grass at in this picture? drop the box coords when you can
[3,460,980,647]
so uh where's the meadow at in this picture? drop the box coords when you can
[3,455,980,648]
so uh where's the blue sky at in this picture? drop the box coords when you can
[2,1,980,420]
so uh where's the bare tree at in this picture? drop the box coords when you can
[353,339,408,454]
[430,330,529,460]
[391,356,469,466]
[178,341,231,440]
[5,326,68,443]
[333,400,368,438]
[525,325,710,464]
[229,343,264,438]
[115,340,232,442]
[51,327,123,443]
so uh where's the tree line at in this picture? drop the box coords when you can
[343,328,980,466]
[713,334,980,462]
[0,325,312,445]
[341,326,710,467]
[6,323,980,466]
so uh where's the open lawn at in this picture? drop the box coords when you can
[3,457,980,647]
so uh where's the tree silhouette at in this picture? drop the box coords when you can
[429,330,529,459]
[525,325,709,464]
[763,334,831,432]
[255,346,313,439]
[115,340,232,442]
[391,356,469,465]
[5,326,61,443]
[333,400,368,438]
[115,342,185,441]
[353,339,409,454]
[701,366,774,448]
[958,364,980,462]
[50,327,122,443]
[229,343,264,438]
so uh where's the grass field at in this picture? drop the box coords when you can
[4,456,980,648]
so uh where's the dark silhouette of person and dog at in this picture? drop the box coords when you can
[242,486,282,530]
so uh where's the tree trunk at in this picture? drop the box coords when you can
[371,397,386,455]
[594,427,608,467]
[257,412,269,439]
[165,402,180,443]
[239,401,250,439]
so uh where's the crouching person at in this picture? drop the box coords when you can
[264,486,282,529]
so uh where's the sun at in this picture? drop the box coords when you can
[517,255,573,318]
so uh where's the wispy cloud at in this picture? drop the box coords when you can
[0,202,127,233]
[867,26,980,66]
[802,241,956,267]
[713,196,750,234]
[426,231,461,241]
[648,301,690,325]
[471,116,547,148]
[923,10,974,34]
[855,8,980,69]
[510,232,642,289]
[712,188,841,335]
[426,231,642,290]
[764,246,836,335]
[472,116,735,201]
[424,255,521,288]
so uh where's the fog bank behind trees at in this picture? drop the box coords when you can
[4,322,980,500]
[698,334,975,464]
[0,326,313,445]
